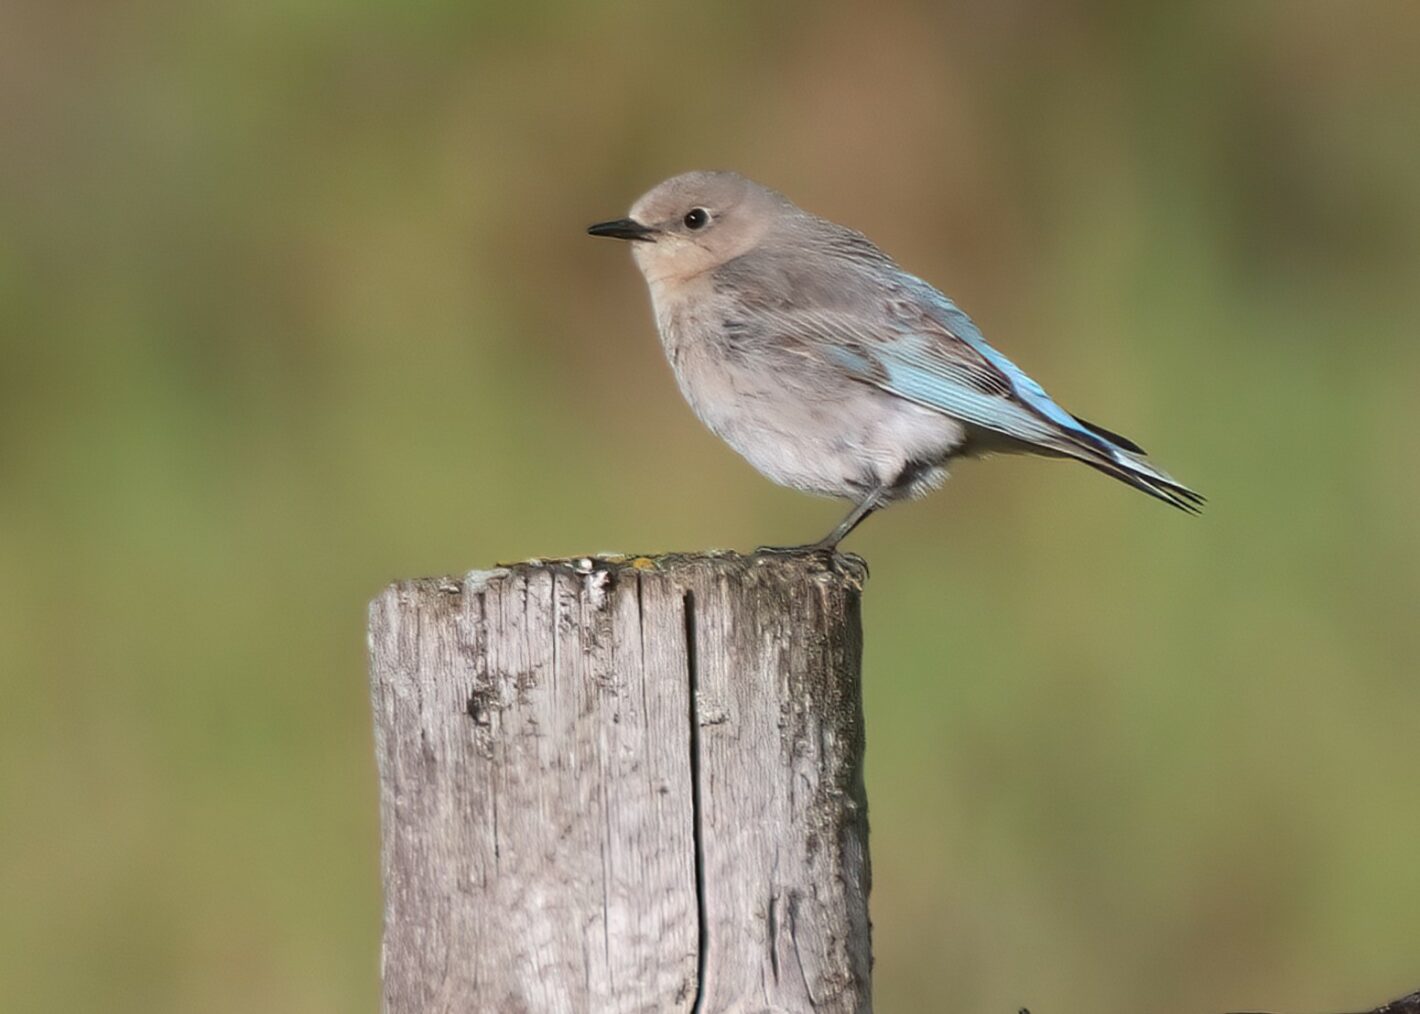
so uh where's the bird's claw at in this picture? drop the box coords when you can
[753,542,836,556]
[751,544,869,583]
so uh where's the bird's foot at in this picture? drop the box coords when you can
[752,542,869,582]
[754,541,834,556]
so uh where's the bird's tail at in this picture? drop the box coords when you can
[1084,454,1204,514]
[1040,413,1203,513]
[1075,442,1205,514]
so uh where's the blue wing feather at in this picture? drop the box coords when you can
[826,274,1204,511]
[899,277,1110,449]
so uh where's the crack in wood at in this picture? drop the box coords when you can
[684,589,710,1014]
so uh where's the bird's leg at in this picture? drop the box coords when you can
[757,485,888,555]
[812,487,885,550]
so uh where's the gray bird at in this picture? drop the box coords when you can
[589,171,1202,550]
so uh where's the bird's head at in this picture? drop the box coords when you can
[588,170,789,284]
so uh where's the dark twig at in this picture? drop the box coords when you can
[1230,987,1420,1014]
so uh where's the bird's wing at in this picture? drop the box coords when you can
[790,284,1090,448]
[779,275,1204,511]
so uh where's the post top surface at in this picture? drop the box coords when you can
[371,549,868,608]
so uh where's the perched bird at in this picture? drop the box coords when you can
[588,171,1202,550]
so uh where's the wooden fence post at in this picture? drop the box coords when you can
[367,550,872,1013]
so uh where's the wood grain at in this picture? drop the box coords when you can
[368,551,871,1013]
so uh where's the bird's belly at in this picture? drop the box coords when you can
[674,347,965,500]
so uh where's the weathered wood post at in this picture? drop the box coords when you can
[367,550,872,1013]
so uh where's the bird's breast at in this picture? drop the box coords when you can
[647,275,722,365]
[642,277,965,500]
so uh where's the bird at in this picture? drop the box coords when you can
[587,170,1202,551]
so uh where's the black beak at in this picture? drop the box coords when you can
[586,218,657,242]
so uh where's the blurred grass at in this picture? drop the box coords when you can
[3,1,1419,1011]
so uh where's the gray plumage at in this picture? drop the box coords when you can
[588,171,1202,549]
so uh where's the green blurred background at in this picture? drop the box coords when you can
[4,1,1418,1011]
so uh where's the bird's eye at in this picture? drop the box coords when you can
[683,208,709,230]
